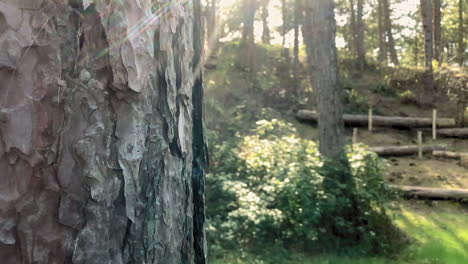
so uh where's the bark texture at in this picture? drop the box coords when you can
[0,1,206,263]
[308,0,345,158]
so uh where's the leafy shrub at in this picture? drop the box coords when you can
[372,82,396,96]
[398,90,417,105]
[344,88,368,114]
[207,120,405,257]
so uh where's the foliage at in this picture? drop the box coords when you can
[344,88,368,114]
[398,90,417,105]
[207,120,404,257]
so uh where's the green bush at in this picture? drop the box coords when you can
[207,120,405,257]
[344,88,368,114]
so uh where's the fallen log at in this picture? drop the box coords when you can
[296,110,456,128]
[370,144,447,157]
[432,150,466,160]
[396,185,468,201]
[437,128,468,138]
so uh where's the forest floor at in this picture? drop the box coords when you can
[205,42,468,263]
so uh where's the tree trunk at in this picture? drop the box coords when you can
[433,0,442,64]
[349,0,358,61]
[356,0,366,70]
[281,0,288,46]
[414,16,420,67]
[308,0,345,158]
[377,0,388,63]
[420,0,435,96]
[293,0,301,99]
[242,0,258,73]
[261,0,271,44]
[382,0,399,65]
[0,1,206,263]
[458,0,465,66]
[206,0,219,53]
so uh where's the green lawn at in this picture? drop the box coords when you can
[210,201,468,264]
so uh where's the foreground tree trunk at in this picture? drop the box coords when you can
[420,0,435,95]
[308,0,345,158]
[0,1,207,263]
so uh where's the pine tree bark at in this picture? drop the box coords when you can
[421,0,435,93]
[0,1,207,263]
[433,0,442,64]
[458,0,465,66]
[382,0,399,65]
[308,0,345,158]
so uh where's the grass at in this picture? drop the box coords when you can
[210,201,468,264]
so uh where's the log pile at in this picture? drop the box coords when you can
[370,144,447,157]
[396,185,468,201]
[296,110,456,128]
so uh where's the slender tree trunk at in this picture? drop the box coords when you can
[242,0,258,73]
[377,0,388,63]
[0,1,206,263]
[261,0,271,44]
[458,0,465,66]
[302,0,313,78]
[308,0,345,158]
[307,1,363,245]
[421,0,435,93]
[356,0,366,70]
[382,0,399,65]
[349,0,358,61]
[293,0,301,99]
[433,0,442,65]
[415,24,420,67]
[281,0,288,46]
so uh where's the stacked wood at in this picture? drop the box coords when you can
[437,128,468,138]
[396,185,468,201]
[296,110,456,128]
[370,144,447,157]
